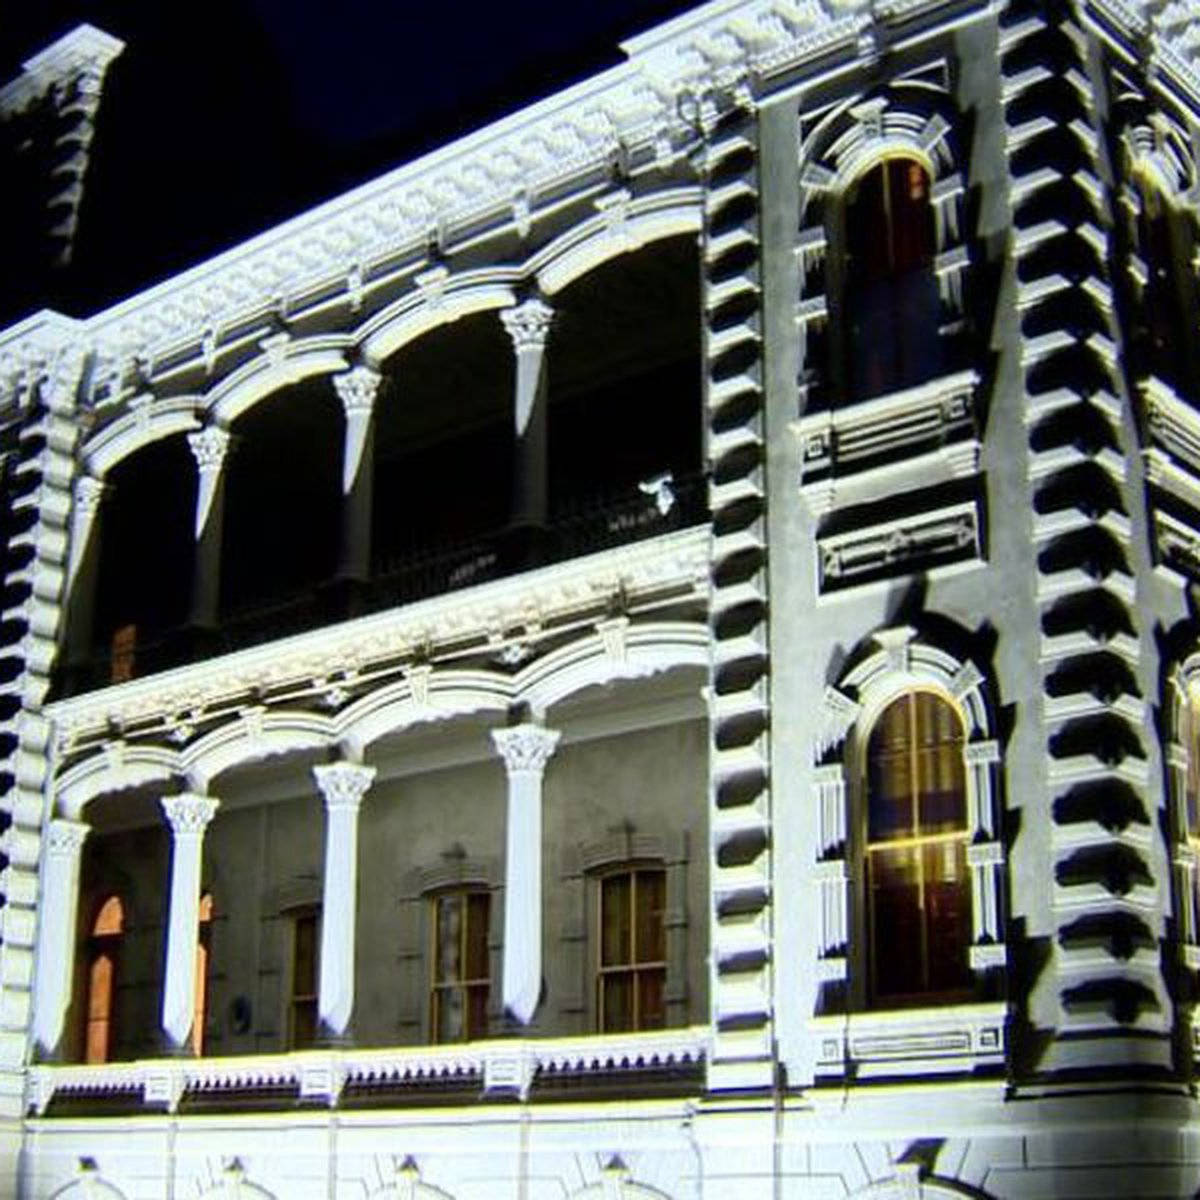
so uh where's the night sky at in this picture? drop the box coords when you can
[1,0,700,315]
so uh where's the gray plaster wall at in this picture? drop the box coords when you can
[70,711,708,1060]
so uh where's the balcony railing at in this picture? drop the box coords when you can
[60,472,708,697]
[27,1026,710,1115]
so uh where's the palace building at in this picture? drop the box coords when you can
[1,0,1200,1195]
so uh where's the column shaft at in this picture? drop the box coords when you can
[491,724,559,1025]
[160,795,218,1051]
[500,300,553,534]
[314,762,375,1039]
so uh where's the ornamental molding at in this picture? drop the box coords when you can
[186,426,232,474]
[160,793,219,836]
[332,365,382,418]
[0,24,125,118]
[491,724,561,773]
[45,526,709,744]
[312,762,376,811]
[45,818,89,857]
[500,298,555,351]
[0,0,1009,404]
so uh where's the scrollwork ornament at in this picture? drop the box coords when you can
[491,724,560,773]
[313,762,376,812]
[161,793,219,836]
[46,818,89,858]
[500,299,554,351]
[187,426,231,474]
[332,365,382,418]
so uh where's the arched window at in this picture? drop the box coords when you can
[288,905,320,1049]
[84,895,124,1064]
[430,889,490,1042]
[1134,170,1199,396]
[865,691,971,1004]
[192,892,213,1056]
[842,155,940,401]
[597,866,666,1032]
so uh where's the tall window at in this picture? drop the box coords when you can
[289,907,320,1049]
[843,156,939,401]
[192,892,213,1056]
[430,890,490,1042]
[1183,690,1200,887]
[597,867,666,1032]
[865,691,970,1005]
[84,895,124,1064]
[1135,172,1199,396]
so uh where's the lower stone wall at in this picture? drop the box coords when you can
[19,1091,1200,1199]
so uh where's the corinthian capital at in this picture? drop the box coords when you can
[500,299,554,352]
[491,724,560,774]
[333,366,382,419]
[161,793,219,837]
[46,818,89,858]
[313,762,376,812]
[187,426,231,474]
[73,475,107,516]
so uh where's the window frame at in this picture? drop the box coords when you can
[814,628,1005,1013]
[82,894,124,1065]
[192,891,213,1056]
[594,863,668,1034]
[427,886,491,1044]
[1167,657,1200,971]
[861,687,972,1008]
[286,904,321,1050]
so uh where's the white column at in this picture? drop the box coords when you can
[332,366,382,582]
[64,476,107,672]
[33,818,89,1057]
[160,794,219,1051]
[499,299,554,533]
[313,762,375,1039]
[491,724,560,1024]
[186,425,231,628]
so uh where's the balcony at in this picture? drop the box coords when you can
[58,472,708,700]
[27,1026,710,1116]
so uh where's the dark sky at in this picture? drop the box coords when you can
[2,0,699,313]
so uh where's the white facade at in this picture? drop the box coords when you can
[2,0,1200,1196]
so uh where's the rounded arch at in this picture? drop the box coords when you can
[357,272,518,365]
[183,713,330,791]
[82,395,201,477]
[196,1178,276,1200]
[522,620,709,712]
[204,336,349,426]
[837,626,992,747]
[532,188,702,295]
[57,749,178,820]
[566,1183,674,1200]
[50,1175,129,1200]
[368,1183,455,1200]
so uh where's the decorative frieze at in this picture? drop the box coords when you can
[817,501,980,593]
[794,370,980,516]
[46,526,709,746]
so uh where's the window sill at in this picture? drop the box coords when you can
[27,1025,710,1115]
[807,999,1006,1081]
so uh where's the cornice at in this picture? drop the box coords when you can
[0,0,985,405]
[0,24,124,117]
[45,525,709,742]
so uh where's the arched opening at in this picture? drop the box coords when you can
[193,891,213,1056]
[371,312,512,598]
[865,690,971,1005]
[1134,170,1200,397]
[220,378,341,636]
[86,434,195,686]
[84,895,124,1064]
[547,236,703,541]
[841,155,940,401]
